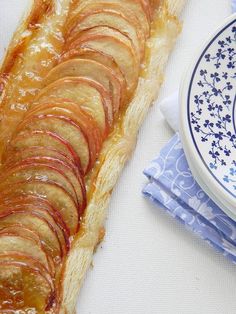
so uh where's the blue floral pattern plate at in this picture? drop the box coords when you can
[180,14,236,219]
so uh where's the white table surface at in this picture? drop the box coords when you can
[0,1,235,314]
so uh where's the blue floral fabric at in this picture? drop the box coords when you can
[143,134,236,263]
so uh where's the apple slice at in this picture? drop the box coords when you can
[0,225,42,246]
[0,180,79,235]
[0,198,69,261]
[36,77,112,134]
[25,100,103,165]
[64,2,146,63]
[0,209,63,268]
[60,46,127,105]
[1,162,78,206]
[44,58,122,116]
[0,234,51,274]
[66,10,143,60]
[0,253,54,289]
[16,115,90,176]
[22,101,103,173]
[0,262,55,312]
[3,149,86,212]
[4,146,80,180]
[66,26,139,96]
[5,156,86,212]
[4,130,82,173]
[66,0,150,39]
[0,227,56,275]
[0,194,70,253]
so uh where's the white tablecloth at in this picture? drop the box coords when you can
[0,1,235,313]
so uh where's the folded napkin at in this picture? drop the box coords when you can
[143,134,236,262]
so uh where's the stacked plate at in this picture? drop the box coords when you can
[180,14,236,220]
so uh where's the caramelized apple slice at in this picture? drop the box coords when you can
[36,77,112,134]
[3,149,86,211]
[7,156,85,211]
[67,26,139,96]
[4,130,82,172]
[23,101,102,171]
[0,226,42,247]
[0,180,79,235]
[64,2,146,63]
[66,0,150,38]
[1,162,78,205]
[0,197,69,259]
[23,98,102,172]
[44,59,122,115]
[60,46,126,104]
[5,146,78,175]
[0,262,55,312]
[66,10,142,60]
[0,234,51,274]
[17,115,90,175]
[0,253,53,289]
[0,194,70,242]
[0,209,63,267]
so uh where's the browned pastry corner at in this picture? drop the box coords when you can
[0,0,186,313]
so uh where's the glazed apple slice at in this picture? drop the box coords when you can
[36,77,112,134]
[25,100,103,163]
[44,59,122,116]
[0,227,56,275]
[0,234,51,275]
[17,115,90,176]
[0,252,54,289]
[2,157,86,213]
[67,0,150,39]
[23,101,102,171]
[0,180,79,235]
[1,162,78,205]
[64,3,146,63]
[5,146,79,175]
[66,26,139,96]
[3,149,86,211]
[66,10,142,60]
[0,262,55,312]
[0,226,42,247]
[0,208,63,268]
[0,198,69,260]
[4,130,82,173]
[0,194,70,250]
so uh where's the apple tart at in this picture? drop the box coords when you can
[0,0,185,313]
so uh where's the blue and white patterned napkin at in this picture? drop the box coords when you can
[143,134,236,262]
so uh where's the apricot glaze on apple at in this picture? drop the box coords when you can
[0,0,159,312]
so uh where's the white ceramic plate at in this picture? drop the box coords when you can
[180,14,236,219]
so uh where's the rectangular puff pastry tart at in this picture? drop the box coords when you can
[0,0,185,313]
